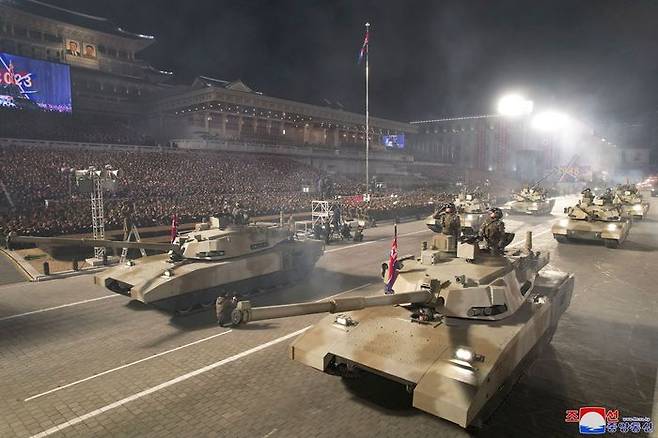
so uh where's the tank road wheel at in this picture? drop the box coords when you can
[604,239,620,249]
[554,234,569,244]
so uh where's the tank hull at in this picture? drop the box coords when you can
[508,199,555,215]
[551,218,630,246]
[288,270,574,428]
[95,239,323,312]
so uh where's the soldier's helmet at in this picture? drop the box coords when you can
[488,207,503,220]
[444,202,456,212]
[582,188,592,195]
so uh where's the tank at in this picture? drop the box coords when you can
[225,232,574,428]
[506,186,555,215]
[7,215,323,313]
[426,189,490,234]
[551,195,631,248]
[614,184,649,219]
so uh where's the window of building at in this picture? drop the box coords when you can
[30,30,42,40]
[108,47,117,57]
[14,26,27,37]
[44,33,60,42]
[118,50,127,59]
[98,44,106,54]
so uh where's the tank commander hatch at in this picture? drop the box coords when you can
[600,188,622,206]
[479,207,506,254]
[580,188,594,205]
[232,202,249,225]
[433,202,461,237]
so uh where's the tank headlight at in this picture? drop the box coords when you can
[633,204,642,211]
[452,347,485,366]
[607,223,618,231]
[125,260,135,267]
[455,348,473,362]
[334,314,357,327]
[465,214,474,220]
[163,269,174,278]
[559,219,569,227]
[532,202,538,207]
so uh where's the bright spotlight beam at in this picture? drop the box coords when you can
[497,94,533,117]
[531,110,570,131]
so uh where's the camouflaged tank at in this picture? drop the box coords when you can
[226,232,574,428]
[507,187,555,215]
[8,215,323,312]
[426,190,490,234]
[614,184,650,219]
[551,196,631,248]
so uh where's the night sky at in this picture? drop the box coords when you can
[47,0,658,124]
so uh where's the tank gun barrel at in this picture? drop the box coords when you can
[231,290,433,325]
[6,233,177,253]
[530,167,560,189]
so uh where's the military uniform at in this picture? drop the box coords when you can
[215,294,238,326]
[580,189,594,206]
[436,211,461,236]
[479,215,506,253]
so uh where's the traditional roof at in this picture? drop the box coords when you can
[5,0,155,40]
[193,76,260,94]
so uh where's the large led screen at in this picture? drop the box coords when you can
[0,52,72,113]
[382,134,405,149]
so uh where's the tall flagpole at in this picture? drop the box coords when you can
[365,22,370,194]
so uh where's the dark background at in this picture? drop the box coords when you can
[47,0,658,124]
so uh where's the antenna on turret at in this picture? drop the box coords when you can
[525,231,533,251]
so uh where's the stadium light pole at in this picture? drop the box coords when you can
[364,22,370,194]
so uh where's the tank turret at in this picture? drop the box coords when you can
[507,186,554,215]
[7,215,289,262]
[426,188,491,234]
[221,231,574,428]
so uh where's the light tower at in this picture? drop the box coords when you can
[74,165,121,263]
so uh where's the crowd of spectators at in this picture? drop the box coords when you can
[0,108,156,146]
[0,145,457,237]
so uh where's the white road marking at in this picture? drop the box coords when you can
[262,428,278,438]
[24,329,233,402]
[0,295,120,322]
[315,282,372,302]
[29,326,312,438]
[325,229,428,253]
[24,282,371,402]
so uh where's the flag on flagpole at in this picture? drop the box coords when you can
[358,25,369,64]
[170,214,178,243]
[384,225,398,294]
